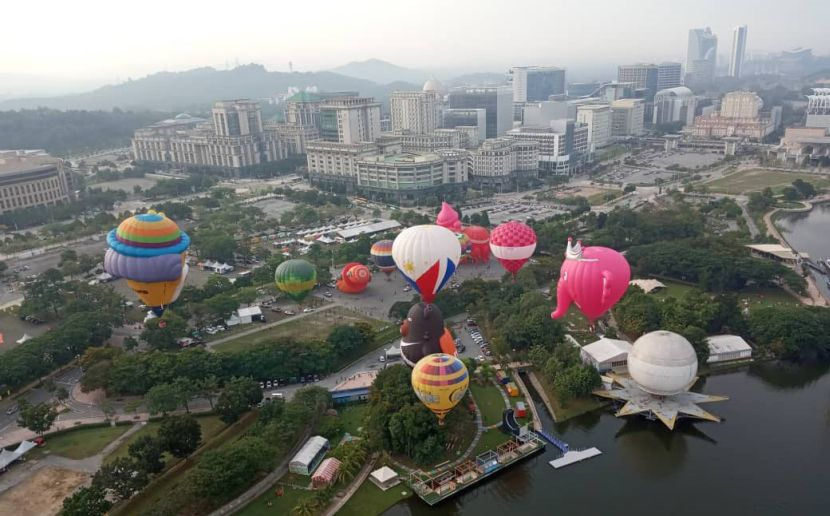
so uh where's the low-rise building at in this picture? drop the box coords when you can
[0,150,76,214]
[706,335,752,364]
[200,260,234,274]
[746,243,807,267]
[468,138,539,187]
[581,337,633,373]
[611,99,645,137]
[289,436,330,475]
[776,127,830,163]
[370,466,401,491]
[691,91,778,140]
[329,371,378,404]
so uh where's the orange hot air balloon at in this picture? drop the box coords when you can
[439,328,457,356]
[336,262,372,294]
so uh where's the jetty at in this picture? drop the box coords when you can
[549,448,603,469]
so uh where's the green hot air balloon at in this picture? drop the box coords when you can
[275,259,317,302]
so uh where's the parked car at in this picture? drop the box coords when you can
[6,405,18,415]
[284,310,296,316]
[270,307,283,313]
[259,381,265,389]
[379,355,386,363]
[302,308,314,313]
[324,292,333,298]
[266,381,272,389]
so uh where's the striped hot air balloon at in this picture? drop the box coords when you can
[411,353,470,424]
[370,240,396,277]
[490,221,537,276]
[392,225,460,304]
[274,259,317,302]
[104,211,190,313]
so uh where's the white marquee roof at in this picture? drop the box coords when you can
[582,338,632,364]
[290,436,329,468]
[707,334,752,355]
[371,466,399,483]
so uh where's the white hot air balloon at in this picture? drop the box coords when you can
[392,225,461,304]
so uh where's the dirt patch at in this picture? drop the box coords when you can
[72,385,105,405]
[0,467,89,516]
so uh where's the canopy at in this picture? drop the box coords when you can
[0,440,37,470]
[311,457,341,486]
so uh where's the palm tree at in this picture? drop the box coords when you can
[291,496,318,516]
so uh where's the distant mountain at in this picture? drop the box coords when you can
[0,64,416,112]
[329,59,430,86]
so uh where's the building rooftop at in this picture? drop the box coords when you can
[582,338,633,364]
[331,371,378,392]
[237,306,263,318]
[746,243,809,261]
[290,436,329,468]
[629,279,666,293]
[0,150,60,175]
[707,335,752,355]
[656,86,694,98]
[336,219,401,240]
[287,91,325,102]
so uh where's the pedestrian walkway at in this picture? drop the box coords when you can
[321,455,377,516]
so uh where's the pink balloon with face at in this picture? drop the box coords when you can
[551,238,631,322]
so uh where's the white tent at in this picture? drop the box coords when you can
[16,334,33,345]
[0,440,37,470]
[369,466,400,491]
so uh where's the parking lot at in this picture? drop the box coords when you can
[460,200,567,224]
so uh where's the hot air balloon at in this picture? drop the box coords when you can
[490,221,537,276]
[400,302,446,367]
[551,238,631,324]
[370,240,396,278]
[275,259,317,303]
[104,211,190,315]
[411,353,470,424]
[435,202,462,232]
[439,328,457,356]
[392,225,460,304]
[336,262,372,294]
[462,225,490,264]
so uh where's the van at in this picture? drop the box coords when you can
[271,392,285,400]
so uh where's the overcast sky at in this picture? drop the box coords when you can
[4,0,829,83]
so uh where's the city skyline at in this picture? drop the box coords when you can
[3,0,829,87]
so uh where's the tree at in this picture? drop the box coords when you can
[190,436,274,501]
[92,457,149,501]
[172,376,196,413]
[62,486,112,516]
[140,311,188,350]
[195,375,219,409]
[203,293,239,321]
[0,260,7,276]
[16,400,57,436]
[216,376,262,423]
[145,383,179,415]
[197,233,238,263]
[623,184,636,193]
[128,435,165,474]
[158,415,202,459]
[326,325,365,356]
[292,496,319,516]
[54,386,69,406]
[353,321,376,345]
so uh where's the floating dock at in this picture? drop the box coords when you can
[549,448,603,469]
[409,435,545,506]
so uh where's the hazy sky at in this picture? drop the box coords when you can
[4,0,829,83]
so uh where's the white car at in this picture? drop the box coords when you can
[302,308,314,313]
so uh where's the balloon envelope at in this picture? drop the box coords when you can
[392,225,460,304]
[551,239,631,322]
[435,202,462,232]
[411,353,470,423]
[337,262,371,293]
[463,225,490,263]
[490,221,537,274]
[275,259,317,302]
[370,240,396,274]
[104,249,184,282]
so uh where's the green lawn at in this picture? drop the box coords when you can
[649,278,800,309]
[534,372,606,422]
[649,278,698,299]
[469,381,506,427]
[705,169,830,195]
[471,429,511,456]
[587,189,622,206]
[337,477,412,516]
[105,414,226,463]
[235,483,308,516]
[337,404,369,437]
[213,307,385,354]
[35,423,131,460]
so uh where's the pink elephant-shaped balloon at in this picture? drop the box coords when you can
[551,238,631,323]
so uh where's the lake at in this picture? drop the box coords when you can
[777,201,830,301]
[387,362,830,516]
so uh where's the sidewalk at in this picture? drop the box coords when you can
[321,455,377,516]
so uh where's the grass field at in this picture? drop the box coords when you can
[235,483,308,516]
[534,373,606,422]
[705,169,830,195]
[30,424,131,460]
[213,306,383,354]
[587,189,623,206]
[337,477,412,516]
[649,278,800,309]
[469,381,506,427]
[471,428,511,456]
[104,415,226,463]
[337,404,369,437]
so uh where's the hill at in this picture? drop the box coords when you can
[329,58,430,86]
[0,64,415,112]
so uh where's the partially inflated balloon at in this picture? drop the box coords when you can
[392,225,460,304]
[435,202,462,232]
[275,259,317,302]
[439,328,457,356]
[104,211,190,313]
[411,353,469,424]
[490,221,536,275]
[463,225,490,263]
[337,262,371,294]
[551,238,631,323]
[370,240,396,276]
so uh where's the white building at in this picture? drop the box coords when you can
[370,466,401,491]
[235,306,264,325]
[576,104,612,150]
[721,91,763,118]
[611,99,645,137]
[200,260,234,274]
[521,100,572,127]
[443,109,487,143]
[0,150,76,214]
[687,27,718,84]
[581,338,633,373]
[706,335,752,364]
[319,97,381,144]
[806,88,830,129]
[653,87,698,126]
[506,126,572,175]
[468,138,538,187]
[289,436,330,476]
[390,90,441,134]
[356,150,467,201]
[729,25,748,78]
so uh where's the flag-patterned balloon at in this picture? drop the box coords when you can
[392,225,461,304]
[490,221,537,275]
[411,353,469,423]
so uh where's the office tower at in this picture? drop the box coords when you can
[212,100,262,136]
[511,66,566,102]
[686,27,718,84]
[610,99,645,136]
[390,90,440,134]
[657,62,683,90]
[806,88,830,129]
[653,87,697,126]
[468,138,539,187]
[448,87,513,138]
[617,64,658,101]
[0,150,75,214]
[576,104,612,150]
[319,97,381,144]
[443,108,487,142]
[729,25,748,78]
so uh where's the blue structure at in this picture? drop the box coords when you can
[536,429,569,453]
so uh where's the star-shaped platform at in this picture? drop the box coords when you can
[594,374,728,430]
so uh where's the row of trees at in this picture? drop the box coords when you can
[527,345,602,402]
[0,188,126,233]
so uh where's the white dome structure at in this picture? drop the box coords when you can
[627,330,698,396]
[422,78,443,93]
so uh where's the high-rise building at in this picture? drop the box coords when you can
[653,87,698,126]
[686,27,718,84]
[390,90,440,134]
[806,88,830,129]
[657,62,683,91]
[442,109,487,143]
[448,87,513,138]
[576,104,612,150]
[692,90,776,139]
[319,97,381,144]
[133,101,287,170]
[511,66,566,103]
[275,91,324,154]
[468,138,539,187]
[617,64,658,101]
[720,90,763,118]
[729,25,748,78]
[0,150,76,214]
[611,99,645,137]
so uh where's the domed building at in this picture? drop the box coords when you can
[594,330,728,430]
[422,78,444,93]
